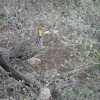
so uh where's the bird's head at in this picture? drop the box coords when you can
[38,25,47,38]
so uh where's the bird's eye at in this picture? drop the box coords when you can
[41,26,46,28]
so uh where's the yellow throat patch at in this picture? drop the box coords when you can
[38,29,43,37]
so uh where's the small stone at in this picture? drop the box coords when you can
[27,57,41,65]
[40,87,51,100]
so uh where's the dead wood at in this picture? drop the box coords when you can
[0,52,40,93]
[0,50,60,99]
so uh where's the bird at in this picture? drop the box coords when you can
[9,25,47,60]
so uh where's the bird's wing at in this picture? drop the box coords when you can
[9,39,32,58]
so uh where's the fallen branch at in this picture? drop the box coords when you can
[0,52,40,93]
[0,50,62,99]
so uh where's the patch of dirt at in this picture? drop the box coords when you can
[38,46,72,71]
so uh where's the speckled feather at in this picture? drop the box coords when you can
[9,33,43,60]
